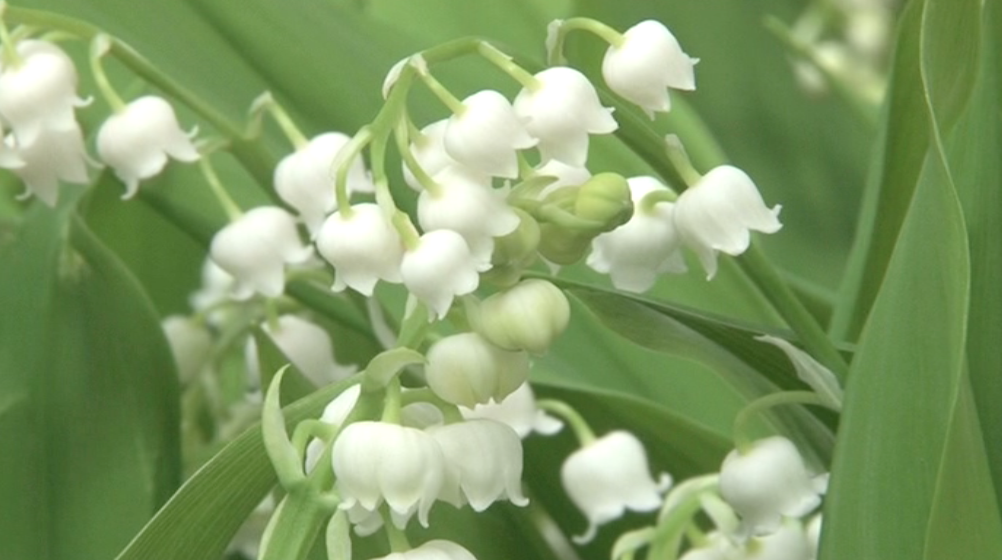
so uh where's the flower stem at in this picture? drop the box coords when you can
[732,390,830,453]
[256,92,309,149]
[547,17,624,66]
[332,126,373,218]
[89,34,127,112]
[477,40,539,90]
[536,399,596,445]
[394,114,440,196]
[418,70,466,115]
[197,157,242,222]
[0,2,22,67]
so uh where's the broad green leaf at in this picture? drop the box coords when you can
[944,0,1002,510]
[821,118,1002,558]
[832,0,981,340]
[0,203,180,560]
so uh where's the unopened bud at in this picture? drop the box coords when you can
[537,223,592,265]
[574,172,633,230]
[424,332,530,407]
[484,209,541,286]
[475,279,570,354]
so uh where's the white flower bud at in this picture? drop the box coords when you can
[429,419,528,511]
[263,315,356,386]
[475,279,570,354]
[400,230,487,320]
[587,176,686,292]
[0,40,87,146]
[96,95,200,199]
[161,315,213,384]
[275,132,373,236]
[461,382,562,439]
[534,159,591,198]
[424,332,530,408]
[332,421,445,529]
[561,431,672,543]
[373,540,478,560]
[744,519,812,560]
[303,384,361,472]
[513,67,617,166]
[719,436,827,536]
[444,90,537,179]
[209,206,312,299]
[417,167,519,262]
[673,165,782,280]
[316,203,404,296]
[602,20,697,118]
[8,126,89,207]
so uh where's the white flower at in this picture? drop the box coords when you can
[189,257,238,315]
[587,176,686,292]
[678,532,740,560]
[8,125,89,207]
[275,132,374,236]
[719,436,827,536]
[513,66,617,166]
[0,121,23,169]
[316,203,404,296]
[304,384,361,472]
[262,315,356,386]
[96,95,199,199]
[602,20,697,118]
[742,519,812,560]
[429,419,528,511]
[332,421,445,528]
[474,279,570,354]
[161,316,213,384]
[209,206,312,299]
[400,230,487,319]
[0,40,87,146]
[461,382,562,439]
[373,540,477,560]
[805,514,822,560]
[534,159,591,199]
[444,90,537,179]
[424,332,530,408]
[561,430,672,543]
[417,167,519,262]
[673,165,782,280]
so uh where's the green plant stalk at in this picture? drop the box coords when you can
[259,490,329,560]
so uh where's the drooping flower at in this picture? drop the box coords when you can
[444,90,537,179]
[417,166,519,262]
[678,532,740,560]
[0,40,88,146]
[601,20,697,118]
[742,519,813,560]
[315,203,404,296]
[161,315,213,384]
[332,421,445,528]
[303,384,361,472]
[424,332,530,408]
[403,119,488,191]
[474,279,570,354]
[513,66,617,166]
[673,165,782,280]
[96,95,199,198]
[209,206,313,299]
[262,314,356,386]
[274,132,374,236]
[587,176,686,292]
[429,419,528,511]
[8,125,89,207]
[461,382,563,439]
[561,430,672,543]
[718,436,827,536]
[400,229,488,319]
[372,540,478,560]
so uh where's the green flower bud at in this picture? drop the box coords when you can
[475,279,570,355]
[537,223,592,265]
[484,209,541,287]
[424,332,530,408]
[574,172,633,231]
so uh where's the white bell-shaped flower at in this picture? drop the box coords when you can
[561,430,672,543]
[513,66,617,166]
[161,316,213,384]
[424,332,530,408]
[96,95,199,199]
[303,384,361,472]
[417,167,519,262]
[332,420,445,528]
[461,382,563,439]
[601,20,697,118]
[315,203,404,296]
[403,119,488,191]
[400,230,487,320]
[742,519,812,560]
[189,257,238,316]
[275,132,374,236]
[263,314,356,386]
[719,436,827,536]
[0,40,87,146]
[209,206,312,299]
[673,165,782,279]
[373,540,477,560]
[587,176,686,292]
[805,514,822,560]
[9,125,89,207]
[678,532,740,560]
[444,90,537,179]
[534,159,591,199]
[428,419,528,511]
[0,120,24,169]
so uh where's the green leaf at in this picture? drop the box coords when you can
[821,106,1002,559]
[115,375,361,560]
[0,205,180,560]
